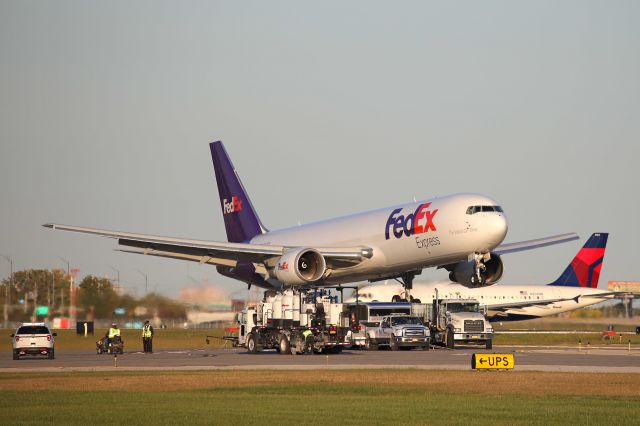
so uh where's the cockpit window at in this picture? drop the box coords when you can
[466,205,503,214]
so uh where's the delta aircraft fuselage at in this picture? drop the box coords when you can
[353,282,611,321]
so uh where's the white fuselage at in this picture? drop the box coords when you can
[352,282,611,321]
[251,193,508,284]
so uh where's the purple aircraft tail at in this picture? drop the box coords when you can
[210,141,266,243]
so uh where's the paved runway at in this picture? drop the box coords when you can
[2,345,639,373]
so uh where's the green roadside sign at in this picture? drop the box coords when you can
[35,306,49,316]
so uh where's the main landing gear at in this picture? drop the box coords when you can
[392,272,421,304]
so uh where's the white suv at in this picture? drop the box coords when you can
[11,322,56,360]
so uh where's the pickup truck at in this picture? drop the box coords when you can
[362,315,430,351]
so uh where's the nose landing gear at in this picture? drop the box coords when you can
[472,253,488,286]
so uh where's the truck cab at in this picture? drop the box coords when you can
[431,298,493,349]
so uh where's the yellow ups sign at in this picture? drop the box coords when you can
[471,353,515,370]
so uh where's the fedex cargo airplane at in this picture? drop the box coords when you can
[44,141,577,293]
[352,233,616,321]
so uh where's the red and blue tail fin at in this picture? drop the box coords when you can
[548,233,608,288]
[210,141,267,243]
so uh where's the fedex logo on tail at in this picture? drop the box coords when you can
[385,202,438,240]
[223,196,243,215]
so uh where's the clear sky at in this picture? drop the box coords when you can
[1,1,639,297]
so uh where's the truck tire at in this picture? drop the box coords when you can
[48,350,55,360]
[446,330,455,349]
[247,333,258,354]
[13,351,19,360]
[365,338,378,351]
[278,334,291,355]
[390,335,399,351]
[291,336,304,355]
[485,339,493,350]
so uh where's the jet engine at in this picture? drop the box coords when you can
[448,253,504,287]
[273,248,326,285]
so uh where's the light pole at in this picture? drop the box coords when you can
[51,270,55,316]
[108,265,120,293]
[58,257,70,316]
[1,255,12,329]
[136,269,148,295]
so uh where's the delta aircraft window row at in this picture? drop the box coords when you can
[431,295,542,300]
[466,205,504,215]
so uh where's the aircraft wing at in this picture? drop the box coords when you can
[493,232,579,255]
[43,223,373,268]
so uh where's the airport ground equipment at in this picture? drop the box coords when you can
[236,288,350,354]
[96,335,124,355]
[347,302,431,350]
[429,297,493,349]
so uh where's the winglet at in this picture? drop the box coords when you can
[548,233,608,288]
[210,141,267,243]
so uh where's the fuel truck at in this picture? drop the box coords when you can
[236,288,351,354]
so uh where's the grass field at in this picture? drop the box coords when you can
[0,370,638,425]
[2,326,640,352]
[492,318,640,332]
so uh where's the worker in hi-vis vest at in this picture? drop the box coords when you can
[302,328,314,354]
[142,320,154,353]
[107,323,120,345]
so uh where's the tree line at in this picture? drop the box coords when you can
[0,269,186,322]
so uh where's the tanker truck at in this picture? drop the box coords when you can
[236,288,350,355]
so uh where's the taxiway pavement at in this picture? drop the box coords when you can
[2,345,639,373]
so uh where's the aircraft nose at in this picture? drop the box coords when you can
[491,213,508,246]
